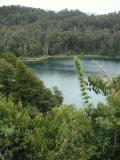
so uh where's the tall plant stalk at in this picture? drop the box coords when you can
[74,57,90,106]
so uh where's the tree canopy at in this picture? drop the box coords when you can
[0,6,120,57]
[0,53,63,112]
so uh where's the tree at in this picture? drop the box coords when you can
[0,5,120,57]
[0,53,63,112]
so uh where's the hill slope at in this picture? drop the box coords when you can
[0,5,120,57]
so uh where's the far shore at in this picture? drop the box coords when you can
[20,54,120,63]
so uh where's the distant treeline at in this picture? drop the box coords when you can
[0,5,120,57]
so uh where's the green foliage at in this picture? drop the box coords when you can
[0,93,120,160]
[0,51,120,159]
[0,53,63,112]
[53,86,63,106]
[0,6,120,56]
[74,57,120,159]
[75,57,90,105]
[88,75,120,97]
[88,75,111,96]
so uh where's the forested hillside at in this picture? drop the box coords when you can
[0,5,120,57]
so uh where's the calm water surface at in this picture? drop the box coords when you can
[28,58,120,107]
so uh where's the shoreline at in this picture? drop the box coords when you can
[20,54,120,63]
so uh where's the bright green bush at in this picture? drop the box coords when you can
[0,94,120,160]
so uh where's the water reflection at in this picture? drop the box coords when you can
[28,58,120,107]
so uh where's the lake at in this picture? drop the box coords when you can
[28,58,120,107]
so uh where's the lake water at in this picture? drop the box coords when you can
[28,58,120,107]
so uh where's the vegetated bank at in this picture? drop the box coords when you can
[21,54,120,63]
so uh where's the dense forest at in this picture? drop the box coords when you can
[0,5,120,57]
[0,53,120,159]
